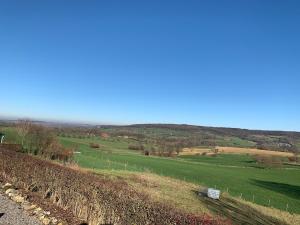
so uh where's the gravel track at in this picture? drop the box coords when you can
[0,193,41,225]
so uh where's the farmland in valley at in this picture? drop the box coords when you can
[59,134,300,214]
[1,122,300,224]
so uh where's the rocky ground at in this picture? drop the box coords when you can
[0,193,42,225]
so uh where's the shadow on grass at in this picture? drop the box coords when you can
[242,160,256,164]
[251,179,300,200]
[193,190,287,225]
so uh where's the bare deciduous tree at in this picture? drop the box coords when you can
[16,119,32,146]
[292,149,299,163]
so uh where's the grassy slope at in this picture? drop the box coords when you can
[85,169,300,225]
[60,136,300,214]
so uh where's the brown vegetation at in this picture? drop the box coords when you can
[215,147,293,157]
[89,143,100,148]
[16,119,31,146]
[100,132,110,138]
[288,156,299,163]
[179,148,211,156]
[253,155,283,168]
[15,121,73,162]
[128,144,144,151]
[0,143,22,151]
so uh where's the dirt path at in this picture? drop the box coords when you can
[0,193,41,225]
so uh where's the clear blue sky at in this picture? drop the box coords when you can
[0,0,299,131]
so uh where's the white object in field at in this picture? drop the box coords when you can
[0,135,4,144]
[207,188,220,200]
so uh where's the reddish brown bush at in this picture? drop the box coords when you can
[0,143,22,152]
[46,144,73,162]
[288,156,298,162]
[89,143,100,148]
[0,147,230,225]
[100,132,110,138]
[144,150,150,156]
[253,155,283,168]
[128,144,144,151]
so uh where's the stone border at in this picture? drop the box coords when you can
[1,182,63,225]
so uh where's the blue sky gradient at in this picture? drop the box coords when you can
[0,1,299,130]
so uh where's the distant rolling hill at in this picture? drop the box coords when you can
[1,119,300,152]
[101,124,300,152]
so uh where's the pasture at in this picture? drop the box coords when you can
[60,136,300,214]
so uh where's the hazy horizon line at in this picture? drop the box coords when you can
[1,113,299,133]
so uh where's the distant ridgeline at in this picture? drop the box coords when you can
[123,124,300,152]
[1,120,299,152]
[52,123,300,152]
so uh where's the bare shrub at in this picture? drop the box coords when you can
[128,144,144,151]
[0,143,22,152]
[16,124,74,162]
[212,147,219,154]
[16,119,32,146]
[44,140,74,162]
[144,150,150,156]
[288,156,298,163]
[89,143,100,148]
[254,155,283,168]
[291,150,299,163]
[26,124,55,155]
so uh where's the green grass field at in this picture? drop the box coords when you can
[1,125,299,214]
[60,136,300,214]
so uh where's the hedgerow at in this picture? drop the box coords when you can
[0,147,230,225]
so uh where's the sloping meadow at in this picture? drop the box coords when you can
[0,147,229,225]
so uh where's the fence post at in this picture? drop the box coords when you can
[286,203,289,212]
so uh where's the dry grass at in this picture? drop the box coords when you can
[179,148,213,156]
[217,147,293,157]
[94,169,298,225]
[94,170,211,215]
[181,147,293,157]
[234,197,300,225]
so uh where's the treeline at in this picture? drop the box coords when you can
[128,124,300,138]
[55,126,102,138]
[128,137,214,157]
[111,124,300,152]
[15,120,73,162]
